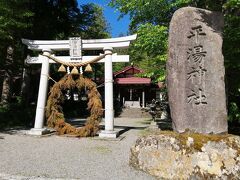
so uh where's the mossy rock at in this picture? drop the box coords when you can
[130,131,240,179]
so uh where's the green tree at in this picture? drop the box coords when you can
[130,23,168,82]
[0,0,33,105]
[222,0,240,123]
[28,0,80,40]
[109,0,191,31]
[0,0,33,64]
[79,3,110,39]
[29,1,109,40]
[109,0,174,82]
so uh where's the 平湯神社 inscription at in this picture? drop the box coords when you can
[187,25,207,106]
[167,7,227,134]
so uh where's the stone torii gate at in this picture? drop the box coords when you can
[22,35,137,138]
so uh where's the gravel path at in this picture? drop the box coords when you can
[0,118,155,180]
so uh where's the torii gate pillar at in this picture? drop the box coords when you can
[99,47,117,138]
[28,49,52,135]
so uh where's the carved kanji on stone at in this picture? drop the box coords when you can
[187,25,206,44]
[187,46,207,66]
[187,66,207,84]
[187,89,207,105]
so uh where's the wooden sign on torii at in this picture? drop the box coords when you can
[22,34,137,138]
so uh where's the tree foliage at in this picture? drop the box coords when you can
[109,0,191,30]
[29,1,109,40]
[222,0,240,122]
[0,0,33,41]
[79,3,110,39]
[109,0,176,82]
[223,0,240,70]
[0,0,33,67]
[130,23,168,82]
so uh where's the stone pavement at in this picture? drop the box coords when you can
[0,117,155,180]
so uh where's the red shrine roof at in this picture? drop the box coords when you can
[114,65,144,77]
[115,77,151,85]
[114,65,151,85]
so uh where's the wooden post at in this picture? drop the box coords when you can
[142,90,145,108]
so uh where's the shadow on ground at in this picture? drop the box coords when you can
[1,117,239,138]
[115,125,147,136]
[66,118,151,136]
[0,126,29,135]
[65,118,87,128]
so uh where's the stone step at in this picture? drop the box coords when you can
[118,107,151,118]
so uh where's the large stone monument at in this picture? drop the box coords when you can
[167,7,228,134]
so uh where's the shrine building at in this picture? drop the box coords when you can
[113,65,161,108]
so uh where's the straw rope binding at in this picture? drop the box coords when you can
[42,53,112,67]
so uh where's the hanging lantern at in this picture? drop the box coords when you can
[58,64,66,73]
[85,64,92,72]
[71,66,79,75]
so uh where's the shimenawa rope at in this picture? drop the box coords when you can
[41,53,112,67]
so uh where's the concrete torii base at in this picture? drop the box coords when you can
[27,128,50,136]
[99,130,119,138]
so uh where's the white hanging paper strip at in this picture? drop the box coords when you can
[67,66,70,74]
[80,66,83,74]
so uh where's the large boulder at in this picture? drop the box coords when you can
[167,7,227,134]
[130,131,240,179]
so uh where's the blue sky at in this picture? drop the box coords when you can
[78,0,130,37]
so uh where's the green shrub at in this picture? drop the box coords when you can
[228,102,240,123]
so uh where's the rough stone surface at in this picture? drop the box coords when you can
[167,7,227,134]
[130,132,240,179]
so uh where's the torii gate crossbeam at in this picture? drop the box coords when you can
[22,35,137,138]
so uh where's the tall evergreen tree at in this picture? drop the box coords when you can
[0,0,33,105]
[78,3,110,39]
[28,1,109,40]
